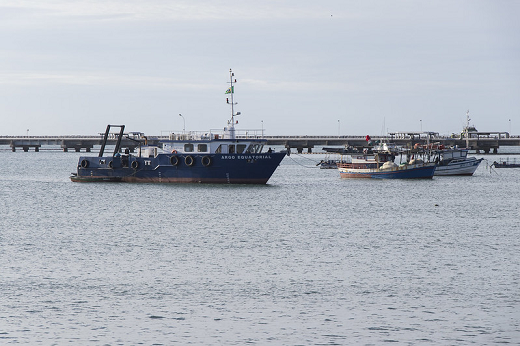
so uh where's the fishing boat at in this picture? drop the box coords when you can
[337,143,436,179]
[317,159,339,169]
[492,158,520,168]
[429,110,482,176]
[70,69,286,184]
[432,147,483,175]
[317,155,347,169]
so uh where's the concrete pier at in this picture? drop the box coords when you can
[1,134,519,154]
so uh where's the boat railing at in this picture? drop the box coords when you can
[168,129,265,141]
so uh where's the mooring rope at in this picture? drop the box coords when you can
[287,154,321,168]
[483,159,499,175]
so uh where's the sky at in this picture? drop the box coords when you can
[0,0,519,136]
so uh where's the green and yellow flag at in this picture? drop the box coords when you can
[225,86,234,94]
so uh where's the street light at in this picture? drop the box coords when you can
[338,119,340,137]
[179,113,185,132]
[420,119,422,132]
[261,120,264,138]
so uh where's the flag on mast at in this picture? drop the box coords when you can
[225,86,234,94]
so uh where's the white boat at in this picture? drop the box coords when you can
[433,148,483,176]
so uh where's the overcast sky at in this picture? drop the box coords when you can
[1,0,519,136]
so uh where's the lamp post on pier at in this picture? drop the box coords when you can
[179,114,185,132]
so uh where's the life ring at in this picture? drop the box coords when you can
[171,149,177,154]
[131,161,139,169]
[80,159,89,168]
[202,156,212,167]
[185,155,194,166]
[108,161,113,168]
[170,155,179,166]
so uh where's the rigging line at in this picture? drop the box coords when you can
[292,153,323,163]
[287,155,319,168]
[483,159,499,175]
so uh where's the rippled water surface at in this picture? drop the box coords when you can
[1,150,519,345]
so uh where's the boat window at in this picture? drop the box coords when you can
[197,144,208,152]
[229,145,235,154]
[246,144,262,153]
[215,145,222,153]
[184,144,194,152]
[237,144,246,153]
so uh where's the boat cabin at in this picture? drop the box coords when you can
[438,148,468,161]
[161,138,265,155]
[133,129,267,158]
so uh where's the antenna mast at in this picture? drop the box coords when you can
[465,110,470,149]
[226,68,239,139]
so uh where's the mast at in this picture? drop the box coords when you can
[226,68,240,140]
[465,110,470,149]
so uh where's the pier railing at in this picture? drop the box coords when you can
[1,134,519,153]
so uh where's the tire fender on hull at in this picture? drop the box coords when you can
[202,156,212,167]
[185,155,194,166]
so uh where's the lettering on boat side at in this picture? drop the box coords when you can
[221,155,272,160]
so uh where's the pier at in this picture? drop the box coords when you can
[1,133,519,153]
[263,132,520,154]
[0,135,153,152]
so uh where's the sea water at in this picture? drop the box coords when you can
[0,149,519,345]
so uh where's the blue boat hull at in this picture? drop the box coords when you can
[71,152,286,184]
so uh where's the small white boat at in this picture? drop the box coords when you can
[433,148,483,176]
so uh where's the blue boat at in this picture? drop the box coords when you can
[337,143,436,179]
[71,70,286,184]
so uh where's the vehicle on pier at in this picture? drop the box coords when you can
[70,70,286,184]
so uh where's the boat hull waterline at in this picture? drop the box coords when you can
[338,163,436,179]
